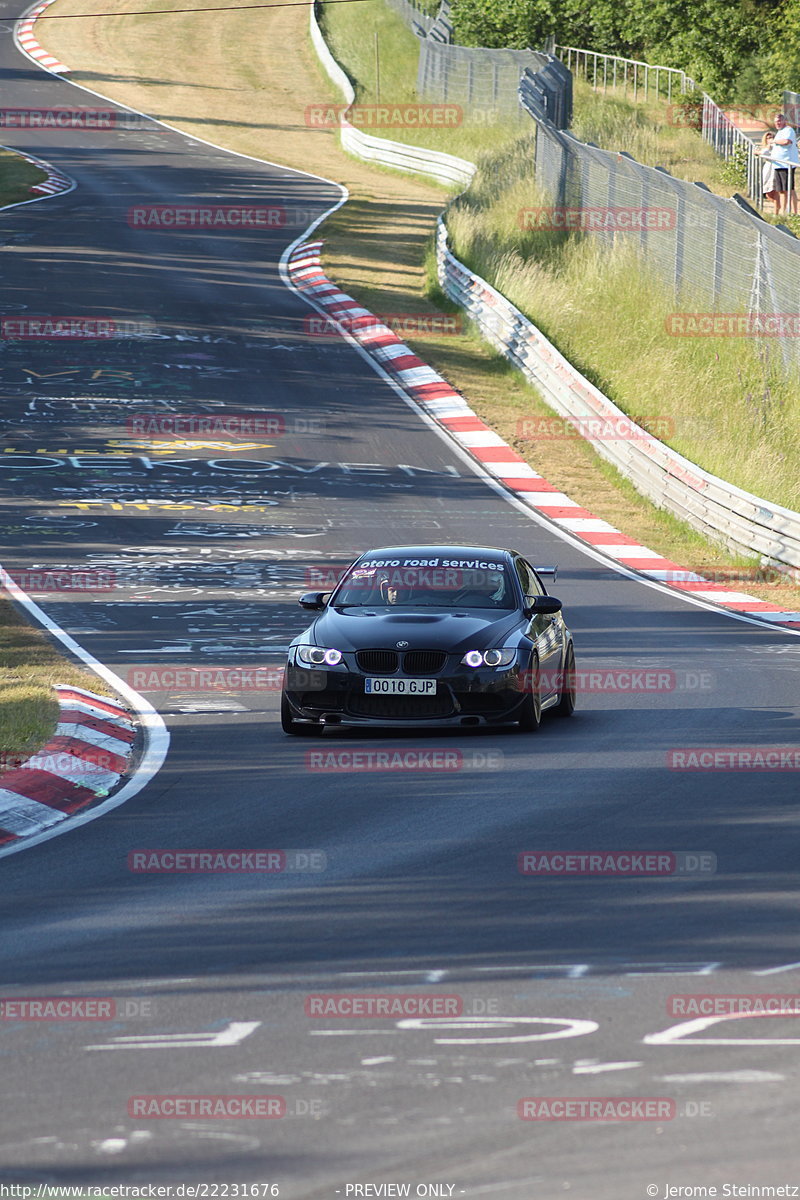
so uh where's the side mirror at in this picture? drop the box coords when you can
[299,591,327,611]
[525,595,562,616]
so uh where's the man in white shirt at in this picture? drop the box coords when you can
[771,112,799,214]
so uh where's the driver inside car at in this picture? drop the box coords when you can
[379,576,402,605]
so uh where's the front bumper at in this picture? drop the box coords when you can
[282,660,530,727]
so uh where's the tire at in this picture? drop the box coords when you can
[281,693,321,737]
[554,642,576,717]
[517,654,542,732]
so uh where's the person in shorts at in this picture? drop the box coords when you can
[771,113,799,214]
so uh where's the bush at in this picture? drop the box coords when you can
[719,142,749,189]
[670,94,703,131]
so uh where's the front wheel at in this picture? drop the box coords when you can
[517,654,542,732]
[281,694,321,737]
[554,642,576,717]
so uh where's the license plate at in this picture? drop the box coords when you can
[365,678,437,695]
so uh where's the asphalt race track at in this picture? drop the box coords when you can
[1,15,800,1198]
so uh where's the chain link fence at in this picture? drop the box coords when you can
[520,70,800,372]
[384,0,438,38]
[387,0,571,126]
[381,1,800,374]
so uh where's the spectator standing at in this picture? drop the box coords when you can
[771,112,799,214]
[756,131,780,214]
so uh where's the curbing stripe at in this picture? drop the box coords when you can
[287,240,800,630]
[13,0,70,73]
[0,790,68,833]
[0,685,138,844]
[54,723,134,755]
[56,709,137,742]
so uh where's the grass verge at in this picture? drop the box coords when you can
[0,599,112,758]
[318,0,521,161]
[0,149,48,208]
[34,0,800,613]
[570,80,731,194]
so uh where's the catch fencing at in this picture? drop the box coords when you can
[389,0,572,127]
[435,214,800,575]
[384,0,438,38]
[519,70,800,374]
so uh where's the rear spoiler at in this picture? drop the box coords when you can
[534,565,558,582]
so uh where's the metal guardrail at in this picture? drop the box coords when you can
[309,2,474,188]
[435,216,800,574]
[556,45,693,101]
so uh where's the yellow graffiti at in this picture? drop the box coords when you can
[57,499,276,512]
[19,368,137,380]
[106,439,275,453]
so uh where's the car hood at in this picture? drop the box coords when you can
[306,607,522,653]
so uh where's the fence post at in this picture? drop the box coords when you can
[617,151,649,255]
[655,166,684,296]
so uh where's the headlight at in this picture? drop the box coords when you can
[461,649,516,668]
[297,645,343,667]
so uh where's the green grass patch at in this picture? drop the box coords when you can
[0,148,48,208]
[318,0,520,162]
[570,80,731,194]
[0,599,112,757]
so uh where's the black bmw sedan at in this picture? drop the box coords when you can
[280,544,576,734]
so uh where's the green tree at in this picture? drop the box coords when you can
[450,0,782,104]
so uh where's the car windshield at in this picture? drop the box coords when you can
[331,560,516,609]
